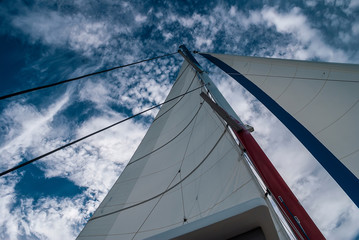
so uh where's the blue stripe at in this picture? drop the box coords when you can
[200,53,359,207]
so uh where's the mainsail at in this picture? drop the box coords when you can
[77,49,291,239]
[78,46,358,239]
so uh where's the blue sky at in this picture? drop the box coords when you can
[0,0,358,239]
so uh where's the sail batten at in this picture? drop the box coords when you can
[200,52,359,207]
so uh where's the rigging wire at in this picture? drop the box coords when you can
[0,84,204,177]
[0,52,178,101]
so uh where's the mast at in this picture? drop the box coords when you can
[178,45,243,124]
[181,46,324,239]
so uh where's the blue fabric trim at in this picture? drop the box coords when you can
[200,53,359,207]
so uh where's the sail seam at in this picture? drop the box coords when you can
[89,129,227,221]
[254,63,273,88]
[340,148,359,160]
[229,72,358,83]
[127,103,203,166]
[103,125,225,209]
[133,177,253,236]
[80,174,253,237]
[292,69,330,116]
[178,100,204,221]
[314,99,359,135]
[274,65,298,101]
[131,167,181,239]
[101,131,238,210]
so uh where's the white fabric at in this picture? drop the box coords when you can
[77,61,268,240]
[210,53,359,179]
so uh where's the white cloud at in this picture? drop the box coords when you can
[79,80,113,111]
[349,0,359,8]
[229,6,237,16]
[0,177,20,240]
[6,2,151,63]
[0,93,70,170]
[163,32,173,41]
[262,7,310,40]
[0,80,149,239]
[305,0,318,7]
[0,179,99,240]
[189,4,355,63]
[65,115,145,189]
[352,22,359,35]
[195,36,213,49]
[259,7,348,62]
[11,11,112,56]
[19,197,86,239]
[178,16,196,28]
[135,14,147,23]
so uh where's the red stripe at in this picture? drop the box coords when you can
[234,129,325,240]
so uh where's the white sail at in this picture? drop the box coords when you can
[200,53,359,206]
[77,60,286,239]
[206,53,359,178]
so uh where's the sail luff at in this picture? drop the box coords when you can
[199,52,359,208]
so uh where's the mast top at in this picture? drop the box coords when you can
[178,45,204,73]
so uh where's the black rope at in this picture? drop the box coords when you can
[0,52,178,101]
[0,84,204,177]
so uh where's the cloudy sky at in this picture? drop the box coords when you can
[0,0,358,239]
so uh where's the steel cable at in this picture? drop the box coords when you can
[0,84,203,177]
[0,52,178,101]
